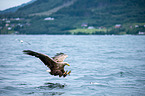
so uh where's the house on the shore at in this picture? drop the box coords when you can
[135,25,139,28]
[81,23,88,27]
[138,31,145,35]
[88,26,95,29]
[115,24,121,28]
[44,17,54,21]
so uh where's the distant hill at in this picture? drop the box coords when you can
[0,0,36,14]
[1,0,145,34]
[15,0,68,16]
[0,6,20,14]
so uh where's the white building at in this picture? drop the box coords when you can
[138,31,145,35]
[44,17,54,21]
[8,27,12,30]
[115,24,121,28]
[135,25,139,28]
[88,26,95,29]
[15,18,20,21]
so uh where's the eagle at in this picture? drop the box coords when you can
[23,50,71,77]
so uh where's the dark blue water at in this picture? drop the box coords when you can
[0,35,145,96]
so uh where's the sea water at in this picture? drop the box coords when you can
[0,35,145,96]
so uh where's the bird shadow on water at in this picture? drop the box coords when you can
[37,82,66,90]
[25,82,66,96]
[26,91,65,96]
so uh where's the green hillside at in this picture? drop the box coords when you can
[0,0,145,34]
[16,0,65,16]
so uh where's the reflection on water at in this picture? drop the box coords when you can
[26,92,65,96]
[37,82,66,90]
[25,82,66,96]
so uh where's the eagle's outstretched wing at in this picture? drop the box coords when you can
[52,53,68,62]
[23,50,57,70]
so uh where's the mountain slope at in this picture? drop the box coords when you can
[16,0,67,16]
[29,0,76,16]
[53,0,145,26]
[0,0,36,14]
[1,0,145,34]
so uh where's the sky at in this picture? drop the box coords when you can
[0,0,31,11]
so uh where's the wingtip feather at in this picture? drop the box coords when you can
[23,50,36,56]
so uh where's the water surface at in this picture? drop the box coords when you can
[0,35,145,96]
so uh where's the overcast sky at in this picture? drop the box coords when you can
[0,0,31,11]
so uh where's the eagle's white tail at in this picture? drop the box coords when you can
[46,70,51,72]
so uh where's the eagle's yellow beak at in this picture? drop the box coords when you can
[66,64,70,66]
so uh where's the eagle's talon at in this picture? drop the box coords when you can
[63,70,68,75]
[67,70,71,75]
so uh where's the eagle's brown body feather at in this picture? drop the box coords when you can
[23,50,71,77]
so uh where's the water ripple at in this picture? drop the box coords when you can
[1,35,145,96]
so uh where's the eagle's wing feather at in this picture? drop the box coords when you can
[52,53,68,62]
[23,50,57,70]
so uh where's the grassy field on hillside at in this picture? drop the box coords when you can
[69,28,107,34]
